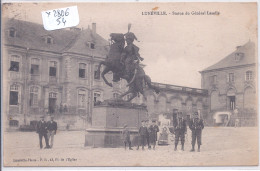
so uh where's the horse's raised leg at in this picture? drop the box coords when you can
[101,67,113,87]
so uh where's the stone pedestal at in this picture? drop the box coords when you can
[85,100,148,148]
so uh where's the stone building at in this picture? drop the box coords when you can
[200,41,257,125]
[3,18,208,130]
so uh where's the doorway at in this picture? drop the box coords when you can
[49,92,57,114]
[228,96,235,110]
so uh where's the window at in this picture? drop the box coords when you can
[49,92,57,114]
[228,73,234,82]
[78,90,86,108]
[90,43,95,49]
[235,53,244,61]
[113,93,120,99]
[9,55,20,72]
[45,36,53,44]
[49,92,57,98]
[29,86,39,107]
[49,61,57,77]
[94,91,101,103]
[31,58,40,75]
[94,65,100,80]
[245,71,253,81]
[210,75,217,84]
[126,94,131,101]
[9,28,15,37]
[9,120,19,127]
[79,63,86,78]
[9,85,19,105]
[47,37,52,44]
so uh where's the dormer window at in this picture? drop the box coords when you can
[44,36,53,44]
[90,43,95,49]
[9,28,16,37]
[86,42,95,49]
[235,53,244,61]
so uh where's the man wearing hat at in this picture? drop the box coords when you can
[137,120,148,150]
[173,112,187,151]
[189,112,204,152]
[148,119,160,150]
[36,116,50,149]
[47,116,57,148]
[121,124,133,150]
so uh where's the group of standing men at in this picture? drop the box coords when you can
[173,109,204,152]
[122,119,159,151]
[122,109,204,152]
[36,116,57,149]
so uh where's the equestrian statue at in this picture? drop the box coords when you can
[96,24,159,102]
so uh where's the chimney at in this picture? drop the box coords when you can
[92,23,96,34]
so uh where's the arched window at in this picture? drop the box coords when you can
[245,71,253,81]
[93,91,102,103]
[49,92,57,114]
[30,86,39,107]
[113,92,120,99]
[170,98,182,111]
[158,95,167,113]
[78,89,87,108]
[9,84,19,105]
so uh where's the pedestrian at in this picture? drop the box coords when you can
[189,112,204,152]
[146,120,151,149]
[121,124,133,150]
[137,120,148,150]
[36,116,50,149]
[173,112,187,151]
[47,116,57,148]
[148,119,160,150]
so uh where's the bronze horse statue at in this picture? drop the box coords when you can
[96,33,159,101]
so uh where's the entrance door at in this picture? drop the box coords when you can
[49,92,57,114]
[228,96,235,110]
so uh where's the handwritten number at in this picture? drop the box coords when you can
[53,10,57,17]
[49,8,70,27]
[56,17,61,25]
[62,18,66,26]
[65,8,69,16]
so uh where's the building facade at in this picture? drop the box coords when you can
[200,41,257,125]
[3,19,208,130]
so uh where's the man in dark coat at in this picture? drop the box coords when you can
[189,112,204,152]
[47,116,57,148]
[137,120,148,150]
[36,116,50,149]
[174,112,187,151]
[148,120,160,150]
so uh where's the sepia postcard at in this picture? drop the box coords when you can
[1,2,258,167]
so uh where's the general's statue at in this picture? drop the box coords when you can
[96,24,159,102]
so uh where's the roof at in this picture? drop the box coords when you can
[3,18,109,57]
[201,41,256,72]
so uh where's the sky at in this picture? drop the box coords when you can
[3,2,257,88]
